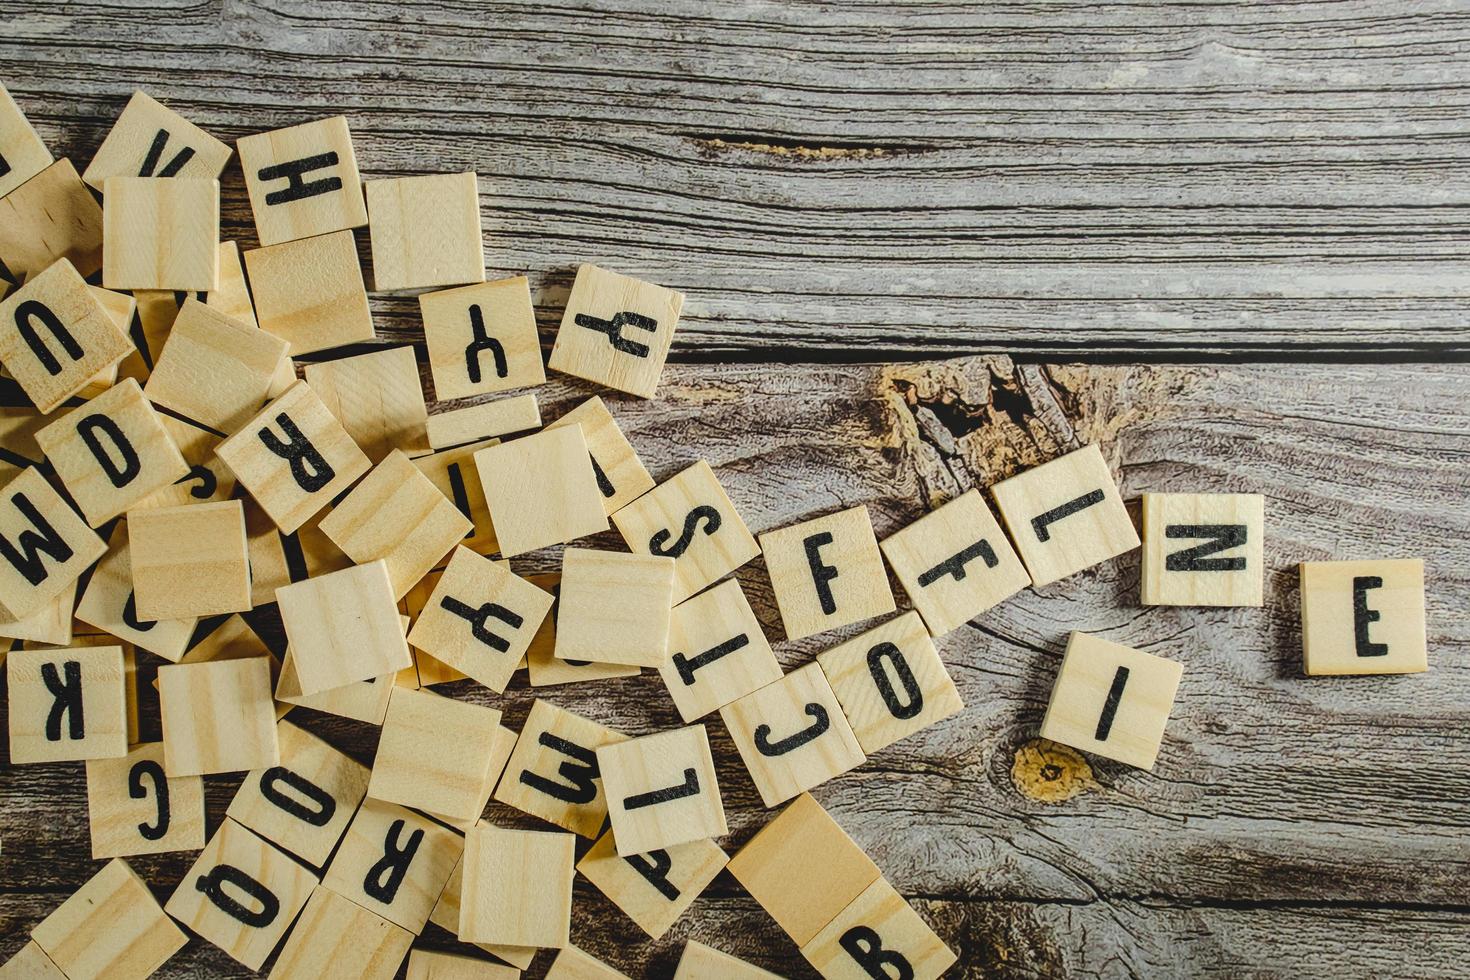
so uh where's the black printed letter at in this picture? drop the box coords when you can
[363,819,424,904]
[42,660,84,742]
[867,643,923,720]
[1095,666,1129,741]
[0,492,73,586]
[804,532,840,615]
[464,304,507,384]
[839,925,914,980]
[1164,524,1247,572]
[519,733,599,804]
[139,128,197,178]
[1353,576,1388,658]
[258,152,342,205]
[917,538,998,587]
[625,850,679,901]
[14,300,83,377]
[573,310,657,357]
[195,865,279,928]
[649,505,721,559]
[129,759,171,841]
[258,414,335,493]
[1032,489,1105,543]
[440,596,523,653]
[754,703,829,756]
[76,414,141,488]
[259,767,337,827]
[624,768,699,810]
[672,633,749,687]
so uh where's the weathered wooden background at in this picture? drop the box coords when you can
[2,2,1468,978]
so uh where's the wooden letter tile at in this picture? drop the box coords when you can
[367,686,504,820]
[879,488,1032,636]
[799,877,956,980]
[473,425,608,557]
[545,395,654,514]
[165,818,318,971]
[421,276,543,400]
[720,663,866,808]
[0,941,67,979]
[31,857,186,980]
[267,885,413,980]
[578,831,727,940]
[244,229,375,355]
[674,941,783,979]
[143,298,287,433]
[86,741,206,858]
[8,644,126,763]
[82,90,231,190]
[276,560,411,694]
[407,949,521,980]
[75,522,196,661]
[427,854,537,969]
[598,725,726,857]
[128,499,250,619]
[524,571,642,687]
[547,263,682,399]
[459,824,574,948]
[0,159,104,281]
[412,436,500,556]
[660,577,781,722]
[102,176,219,291]
[1140,492,1265,607]
[426,393,541,450]
[816,611,963,755]
[612,459,759,602]
[366,172,484,290]
[1300,558,1427,675]
[0,467,106,618]
[493,698,627,837]
[545,945,632,980]
[990,443,1140,588]
[0,81,52,198]
[758,505,895,641]
[425,722,518,832]
[321,797,462,935]
[555,547,675,667]
[237,116,367,246]
[158,656,279,775]
[304,345,429,461]
[0,578,74,647]
[1039,631,1183,770]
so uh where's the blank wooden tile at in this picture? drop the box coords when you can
[216,379,370,534]
[474,425,609,557]
[721,663,866,808]
[612,460,759,603]
[660,578,780,723]
[0,468,105,619]
[674,941,783,980]
[799,877,956,980]
[1040,631,1183,770]
[0,159,104,280]
[427,853,538,969]
[577,830,727,940]
[816,611,963,755]
[8,644,126,764]
[304,345,430,461]
[555,548,675,668]
[158,656,279,776]
[523,571,642,687]
[277,560,411,694]
[407,949,521,980]
[268,884,413,980]
[144,297,287,433]
[1,941,66,979]
[759,505,895,642]
[31,857,186,980]
[421,276,543,400]
[460,824,574,948]
[369,686,504,820]
[82,90,231,190]
[149,616,287,722]
[73,523,189,661]
[0,258,133,414]
[136,411,236,508]
[237,116,367,247]
[102,176,219,291]
[599,725,726,857]
[547,264,683,399]
[545,945,631,980]
[990,443,1140,588]
[426,393,541,450]
[494,698,628,837]
[244,229,375,355]
[319,450,472,598]
[725,792,882,947]
[879,488,1032,636]
[85,740,205,859]
[0,577,73,647]
[226,718,369,868]
[321,797,463,934]
[165,818,318,971]
[366,172,484,291]
[128,499,250,619]
[275,653,395,725]
[0,81,52,197]
[428,722,518,832]
[1141,492,1265,607]
[1301,558,1427,675]
[412,436,500,557]
[545,395,654,515]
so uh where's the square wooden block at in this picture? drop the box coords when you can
[237,116,367,246]
[322,797,464,934]
[368,686,504,820]
[36,377,189,525]
[494,698,628,837]
[277,560,411,694]
[428,721,518,832]
[244,229,375,355]
[1,941,66,979]
[304,345,429,461]
[577,831,727,940]
[990,443,1140,588]
[612,459,759,602]
[721,663,866,808]
[8,644,126,764]
[473,425,608,557]
[555,547,675,667]
[226,718,370,868]
[427,854,537,970]
[0,258,132,414]
[86,741,206,859]
[1040,631,1183,770]
[406,545,554,693]
[0,159,104,281]
[660,577,781,722]
[545,946,630,980]
[547,264,683,399]
[0,81,52,197]
[426,394,541,450]
[816,611,964,755]
[599,725,726,857]
[144,298,287,433]
[412,436,500,556]
[158,656,279,775]
[545,395,654,514]
[879,488,1032,636]
[31,858,186,980]
[1301,558,1427,675]
[74,524,193,661]
[759,505,895,641]
[800,877,956,980]
[674,941,783,980]
[460,825,574,948]
[1141,492,1265,607]
[216,380,371,534]
[0,467,106,618]
[102,176,219,291]
[83,90,231,190]
[275,653,395,725]
[421,276,543,400]
[366,172,484,290]
[165,818,318,971]
[725,792,882,946]
[319,450,472,598]
[524,572,642,687]
[268,885,413,980]
[0,577,73,647]
[128,500,250,620]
